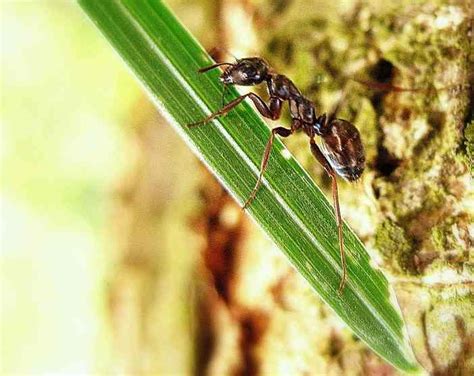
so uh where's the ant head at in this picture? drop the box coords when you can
[220,58,269,86]
[321,119,366,181]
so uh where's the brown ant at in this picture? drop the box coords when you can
[188,57,365,293]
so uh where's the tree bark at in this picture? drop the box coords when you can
[197,0,473,374]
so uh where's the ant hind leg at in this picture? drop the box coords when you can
[309,139,347,294]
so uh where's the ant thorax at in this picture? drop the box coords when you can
[267,74,300,100]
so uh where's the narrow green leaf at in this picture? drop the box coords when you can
[79,0,420,371]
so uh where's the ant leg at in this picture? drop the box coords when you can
[309,139,347,294]
[352,78,424,93]
[352,78,462,108]
[188,93,281,127]
[243,126,293,209]
[188,94,251,127]
[221,84,228,106]
[248,95,282,120]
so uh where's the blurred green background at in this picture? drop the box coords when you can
[2,2,131,373]
[2,1,202,373]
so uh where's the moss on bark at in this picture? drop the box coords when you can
[198,0,473,374]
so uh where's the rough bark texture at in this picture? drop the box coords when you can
[195,0,473,374]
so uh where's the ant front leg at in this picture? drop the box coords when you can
[188,93,282,127]
[196,61,234,105]
[309,139,347,294]
[243,126,293,209]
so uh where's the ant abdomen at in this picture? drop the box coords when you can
[320,119,365,182]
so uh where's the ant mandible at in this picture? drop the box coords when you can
[188,57,365,293]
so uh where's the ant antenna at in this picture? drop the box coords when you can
[326,85,350,124]
[208,46,239,62]
[198,62,233,74]
[227,49,238,61]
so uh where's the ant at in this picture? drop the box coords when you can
[188,57,365,293]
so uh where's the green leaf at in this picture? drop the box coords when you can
[79,0,420,371]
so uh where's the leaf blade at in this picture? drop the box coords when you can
[78,0,420,371]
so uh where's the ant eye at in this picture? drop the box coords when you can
[243,65,256,75]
